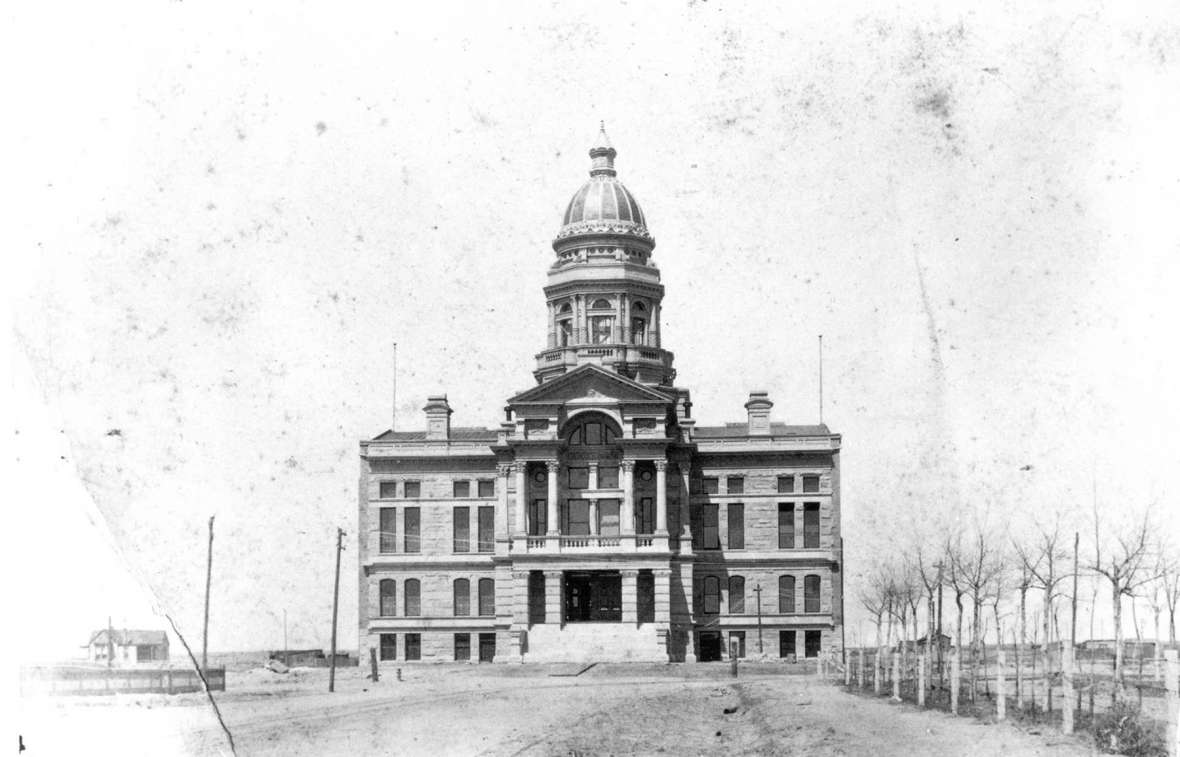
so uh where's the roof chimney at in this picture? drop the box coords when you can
[744,390,773,436]
[423,395,453,440]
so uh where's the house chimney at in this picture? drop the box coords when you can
[423,395,453,440]
[744,390,773,436]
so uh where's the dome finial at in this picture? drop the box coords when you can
[589,122,617,176]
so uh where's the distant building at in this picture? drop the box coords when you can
[357,128,845,664]
[86,629,169,665]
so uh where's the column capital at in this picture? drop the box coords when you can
[511,571,531,581]
[543,569,564,579]
[546,460,561,473]
[620,568,640,578]
[621,460,636,473]
[498,463,513,477]
[653,568,672,578]
[654,460,668,472]
[512,461,528,474]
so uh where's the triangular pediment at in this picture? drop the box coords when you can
[508,364,673,406]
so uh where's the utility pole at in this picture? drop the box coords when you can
[1071,532,1079,643]
[391,342,398,432]
[935,560,945,689]
[754,584,764,655]
[818,334,824,424]
[107,615,114,669]
[329,527,345,693]
[203,515,214,674]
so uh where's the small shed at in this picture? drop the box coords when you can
[87,629,169,665]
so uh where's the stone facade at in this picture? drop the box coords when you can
[357,128,843,664]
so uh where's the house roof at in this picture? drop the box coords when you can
[694,422,831,438]
[88,629,168,646]
[370,427,498,442]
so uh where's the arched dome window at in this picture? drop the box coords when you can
[564,412,622,446]
[588,299,615,344]
[590,298,612,310]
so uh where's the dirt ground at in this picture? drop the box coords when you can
[18,664,1100,756]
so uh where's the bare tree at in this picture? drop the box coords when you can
[953,526,1004,701]
[1163,558,1180,644]
[1089,506,1162,693]
[1014,522,1070,712]
[944,537,968,652]
[914,545,943,692]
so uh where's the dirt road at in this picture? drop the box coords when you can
[21,665,1096,756]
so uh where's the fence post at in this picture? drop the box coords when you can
[918,654,927,707]
[1164,649,1178,757]
[874,650,881,694]
[845,650,852,687]
[996,650,1006,721]
[892,652,901,701]
[369,648,379,683]
[1062,643,1074,735]
[858,648,865,689]
[951,650,961,715]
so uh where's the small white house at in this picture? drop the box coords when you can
[86,629,169,665]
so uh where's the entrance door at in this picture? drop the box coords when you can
[698,631,722,662]
[478,633,496,662]
[564,571,621,622]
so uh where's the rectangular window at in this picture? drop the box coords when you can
[379,481,397,499]
[477,506,494,552]
[405,633,421,661]
[453,507,470,552]
[584,421,603,444]
[568,467,589,489]
[453,480,470,498]
[804,574,821,613]
[637,571,655,623]
[403,480,421,498]
[453,579,470,616]
[702,477,719,495]
[404,507,420,553]
[779,630,796,659]
[598,466,619,488]
[379,507,396,553]
[778,503,795,549]
[454,633,471,661]
[778,575,796,613]
[529,499,547,536]
[379,633,396,661]
[478,578,495,616]
[805,630,822,658]
[637,497,655,534]
[597,499,620,536]
[726,476,744,495]
[703,576,720,614]
[405,579,421,616]
[478,479,495,498]
[727,503,744,549]
[803,503,820,549]
[777,475,794,494]
[729,631,746,659]
[562,499,590,535]
[701,504,719,549]
[802,475,820,493]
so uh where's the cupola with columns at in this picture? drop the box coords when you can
[535,125,676,386]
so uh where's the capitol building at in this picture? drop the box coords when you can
[357,128,845,664]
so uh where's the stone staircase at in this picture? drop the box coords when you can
[524,622,665,662]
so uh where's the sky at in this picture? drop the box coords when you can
[7,1,1180,658]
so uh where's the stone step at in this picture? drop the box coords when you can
[524,623,665,662]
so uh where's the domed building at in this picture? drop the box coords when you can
[357,127,844,664]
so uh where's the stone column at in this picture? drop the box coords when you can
[511,570,530,661]
[621,461,636,536]
[654,568,671,623]
[651,302,660,347]
[546,461,559,536]
[621,569,638,624]
[545,302,554,348]
[589,499,598,536]
[497,464,512,552]
[678,464,692,546]
[588,462,598,490]
[574,294,584,344]
[514,462,527,536]
[622,297,631,344]
[614,297,623,343]
[654,460,668,535]
[544,570,563,626]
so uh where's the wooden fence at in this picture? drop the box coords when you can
[823,647,1180,756]
[20,665,226,696]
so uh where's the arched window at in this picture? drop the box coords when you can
[453,578,470,616]
[778,575,795,614]
[703,575,720,614]
[804,574,821,614]
[405,578,421,617]
[559,302,572,314]
[564,413,621,446]
[478,578,495,617]
[379,579,396,617]
[728,576,745,614]
[590,298,612,310]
